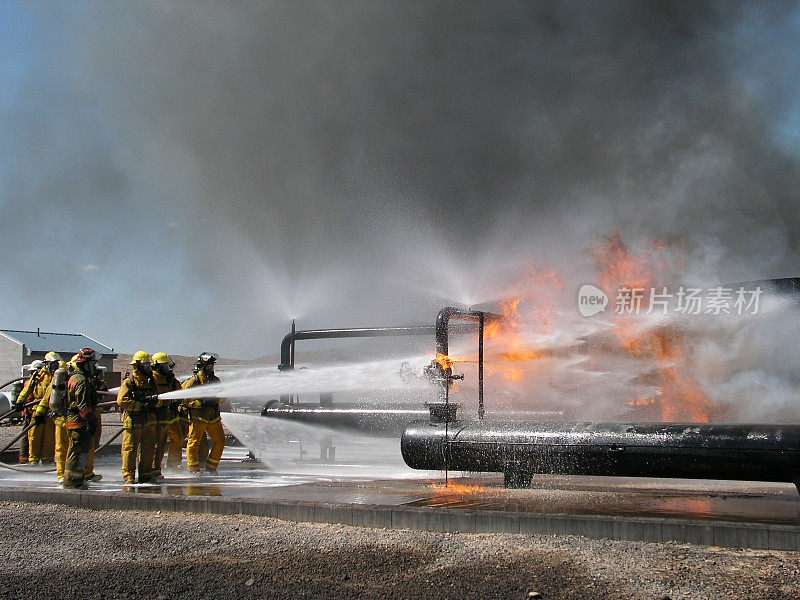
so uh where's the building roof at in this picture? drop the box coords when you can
[0,330,117,358]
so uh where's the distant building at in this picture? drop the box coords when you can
[0,329,120,387]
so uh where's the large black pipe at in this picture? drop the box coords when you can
[401,421,800,490]
[262,401,431,436]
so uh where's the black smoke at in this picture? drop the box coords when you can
[1,1,798,356]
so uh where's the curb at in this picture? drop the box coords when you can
[1,487,798,551]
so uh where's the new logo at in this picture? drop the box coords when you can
[578,284,608,317]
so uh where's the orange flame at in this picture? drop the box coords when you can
[592,232,715,422]
[438,231,713,423]
[482,268,563,382]
[430,481,486,495]
[435,352,472,371]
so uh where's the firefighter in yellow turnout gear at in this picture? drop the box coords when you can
[117,351,158,483]
[15,360,46,463]
[49,358,73,482]
[150,353,181,480]
[63,348,101,488]
[165,399,191,468]
[84,366,108,482]
[24,352,61,464]
[183,352,225,474]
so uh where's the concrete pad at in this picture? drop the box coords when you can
[311,502,355,526]
[440,509,478,534]
[238,498,279,518]
[712,523,770,549]
[173,496,209,514]
[349,504,393,529]
[612,517,663,543]
[666,520,716,546]
[131,493,176,513]
[206,497,242,515]
[0,471,798,550]
[767,525,800,551]
[471,510,520,535]
[275,500,320,523]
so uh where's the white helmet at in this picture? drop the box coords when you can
[23,360,45,374]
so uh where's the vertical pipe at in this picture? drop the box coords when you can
[444,381,449,487]
[290,319,296,369]
[290,319,296,404]
[478,312,484,420]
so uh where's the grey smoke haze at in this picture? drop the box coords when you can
[1,1,799,358]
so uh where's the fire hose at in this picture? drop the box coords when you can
[0,393,162,474]
[0,401,124,473]
[0,422,35,457]
[93,426,124,454]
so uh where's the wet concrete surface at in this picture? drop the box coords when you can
[1,449,798,526]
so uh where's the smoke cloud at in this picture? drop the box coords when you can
[1,1,799,380]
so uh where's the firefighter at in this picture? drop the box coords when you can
[183,352,225,475]
[84,362,109,482]
[15,358,51,464]
[63,348,101,488]
[165,395,190,468]
[27,351,62,465]
[117,351,158,484]
[14,359,44,463]
[51,357,75,483]
[150,352,181,481]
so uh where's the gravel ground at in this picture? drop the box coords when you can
[0,501,797,600]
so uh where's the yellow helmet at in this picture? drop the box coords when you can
[130,350,150,365]
[151,352,174,367]
[44,351,63,362]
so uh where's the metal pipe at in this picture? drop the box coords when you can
[261,401,431,436]
[434,307,499,404]
[478,313,484,420]
[276,309,494,371]
[401,421,800,491]
[278,325,437,371]
[290,319,296,369]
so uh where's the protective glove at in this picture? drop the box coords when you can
[13,403,25,413]
[33,413,46,426]
[201,398,219,408]
[143,395,159,408]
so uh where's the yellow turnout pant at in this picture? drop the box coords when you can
[54,417,69,479]
[121,410,155,483]
[187,420,225,472]
[85,412,102,477]
[28,416,56,463]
